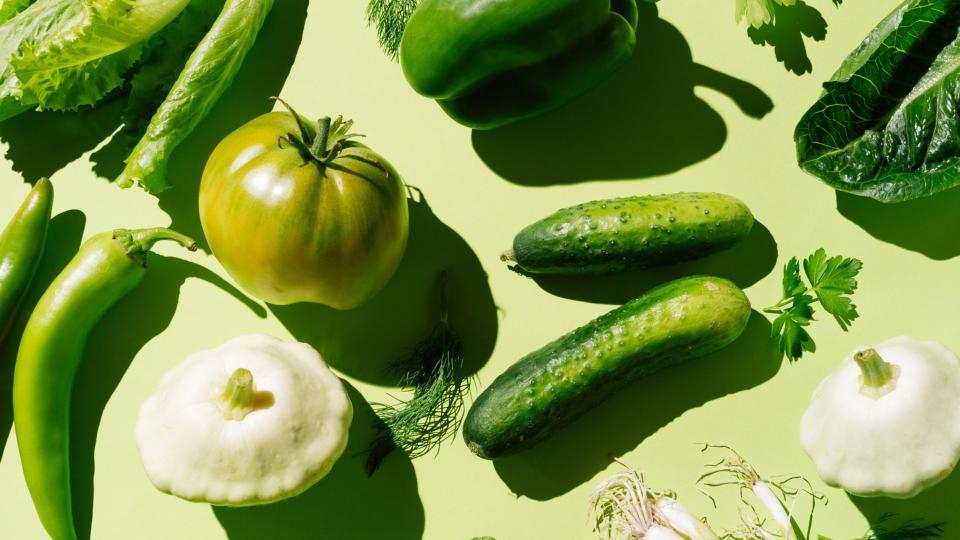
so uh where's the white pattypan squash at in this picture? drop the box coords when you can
[135,334,352,505]
[800,336,960,498]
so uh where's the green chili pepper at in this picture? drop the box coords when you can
[13,227,197,540]
[0,178,52,343]
[399,0,639,129]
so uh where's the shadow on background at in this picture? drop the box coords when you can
[271,194,498,386]
[836,190,960,260]
[492,312,781,500]
[523,221,777,305]
[747,0,828,75]
[69,254,265,540]
[471,2,773,186]
[851,468,960,537]
[0,210,86,463]
[0,99,126,183]
[214,383,425,540]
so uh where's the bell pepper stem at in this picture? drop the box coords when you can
[854,348,900,399]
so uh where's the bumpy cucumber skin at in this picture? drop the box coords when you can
[463,276,751,459]
[511,193,754,274]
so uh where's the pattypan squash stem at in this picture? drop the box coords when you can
[855,349,900,399]
[221,368,256,420]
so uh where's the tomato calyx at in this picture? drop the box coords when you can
[271,96,370,168]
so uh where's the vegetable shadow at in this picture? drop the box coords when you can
[471,2,773,186]
[0,98,126,183]
[492,312,782,500]
[213,382,425,540]
[850,468,960,536]
[519,221,777,305]
[0,210,86,463]
[69,254,265,540]
[836,190,960,260]
[270,193,499,386]
[747,0,829,75]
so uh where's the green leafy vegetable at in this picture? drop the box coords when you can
[795,0,960,202]
[366,0,418,60]
[116,0,274,191]
[365,273,472,475]
[765,249,862,360]
[0,0,276,192]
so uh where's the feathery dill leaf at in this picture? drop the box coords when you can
[365,272,471,474]
[366,0,419,60]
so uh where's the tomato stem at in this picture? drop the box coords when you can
[313,117,332,159]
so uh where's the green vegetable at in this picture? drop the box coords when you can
[0,0,275,192]
[0,178,51,343]
[765,249,862,361]
[13,227,197,540]
[399,0,639,129]
[794,0,960,202]
[463,276,750,459]
[366,0,418,60]
[801,337,960,498]
[365,274,471,475]
[502,193,754,275]
[116,0,275,191]
[198,99,409,309]
[135,334,353,505]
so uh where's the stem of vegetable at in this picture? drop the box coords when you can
[312,117,332,158]
[221,368,256,420]
[500,249,516,263]
[112,228,198,266]
[855,349,900,399]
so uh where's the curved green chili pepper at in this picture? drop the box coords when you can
[13,227,197,540]
[0,178,52,343]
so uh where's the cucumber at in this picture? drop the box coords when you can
[502,193,754,274]
[463,275,751,459]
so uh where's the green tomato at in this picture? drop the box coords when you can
[199,102,408,309]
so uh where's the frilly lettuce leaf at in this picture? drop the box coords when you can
[117,0,276,192]
[0,0,192,116]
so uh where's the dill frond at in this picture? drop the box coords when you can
[365,272,471,475]
[366,0,419,60]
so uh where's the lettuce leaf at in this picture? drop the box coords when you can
[795,0,960,202]
[0,0,35,25]
[0,0,192,117]
[117,0,275,192]
[120,0,224,143]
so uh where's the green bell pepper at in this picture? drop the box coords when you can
[400,0,639,130]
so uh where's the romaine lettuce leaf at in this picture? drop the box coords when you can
[795,0,960,202]
[117,0,275,192]
[0,0,192,117]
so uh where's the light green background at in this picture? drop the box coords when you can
[2,0,957,538]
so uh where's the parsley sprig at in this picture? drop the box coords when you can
[764,248,863,360]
